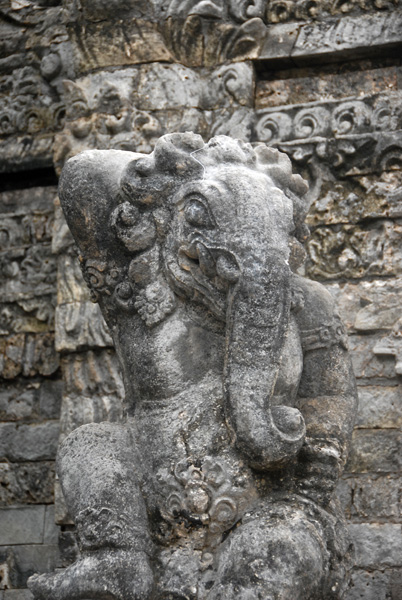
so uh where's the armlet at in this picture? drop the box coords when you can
[300,317,348,353]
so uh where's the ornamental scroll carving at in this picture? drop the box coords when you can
[28,133,357,600]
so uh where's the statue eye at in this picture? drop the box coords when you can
[184,199,214,228]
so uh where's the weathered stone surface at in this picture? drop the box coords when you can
[338,474,402,521]
[348,334,399,381]
[305,221,402,281]
[57,528,79,568]
[0,334,59,379]
[0,379,61,423]
[346,568,402,600]
[0,213,54,251]
[373,318,402,377]
[326,279,402,333]
[67,19,172,73]
[254,59,402,206]
[55,302,113,353]
[162,16,266,67]
[59,394,123,444]
[346,430,402,473]
[61,350,124,399]
[43,506,59,545]
[0,544,59,589]
[259,12,402,63]
[0,462,56,506]
[135,63,255,110]
[51,64,255,172]
[56,254,89,305]
[4,591,34,600]
[58,350,124,444]
[307,171,402,227]
[348,523,402,568]
[281,130,401,181]
[0,187,56,218]
[255,92,402,144]
[0,246,56,303]
[0,298,55,337]
[256,63,402,109]
[0,5,399,600]
[293,13,402,61]
[355,386,402,429]
[39,380,63,421]
[0,422,60,462]
[0,506,46,545]
[0,382,36,422]
[262,0,399,25]
[0,1,72,171]
[54,480,73,527]
[29,134,357,600]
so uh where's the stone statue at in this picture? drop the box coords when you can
[28,133,357,600]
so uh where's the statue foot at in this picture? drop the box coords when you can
[27,549,154,600]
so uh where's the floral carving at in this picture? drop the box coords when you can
[163,0,398,28]
[161,457,250,546]
[162,15,266,67]
[306,221,402,280]
[134,280,176,327]
[255,93,402,145]
[80,258,124,303]
[228,0,266,21]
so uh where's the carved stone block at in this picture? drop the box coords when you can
[0,461,56,506]
[305,221,402,281]
[0,2,72,171]
[348,334,398,381]
[326,280,402,333]
[0,245,56,304]
[55,302,113,353]
[339,474,402,521]
[61,350,124,399]
[307,172,402,227]
[0,333,59,380]
[346,430,402,473]
[348,523,402,569]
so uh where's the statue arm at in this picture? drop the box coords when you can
[295,281,358,505]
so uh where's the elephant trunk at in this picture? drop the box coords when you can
[224,251,305,470]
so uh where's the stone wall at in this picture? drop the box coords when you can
[0,1,401,598]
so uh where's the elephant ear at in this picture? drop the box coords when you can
[59,149,163,321]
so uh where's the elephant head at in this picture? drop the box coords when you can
[59,133,309,468]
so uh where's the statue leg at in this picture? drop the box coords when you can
[207,505,325,600]
[28,422,154,600]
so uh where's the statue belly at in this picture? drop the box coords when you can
[131,341,303,549]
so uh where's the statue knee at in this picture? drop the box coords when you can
[213,518,324,599]
[58,422,131,469]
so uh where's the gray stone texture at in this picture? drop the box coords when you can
[0,544,60,590]
[0,507,46,546]
[3,591,34,600]
[349,524,402,569]
[0,423,59,463]
[0,462,56,507]
[345,568,402,600]
[0,0,401,598]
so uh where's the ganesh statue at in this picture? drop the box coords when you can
[28,133,357,600]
